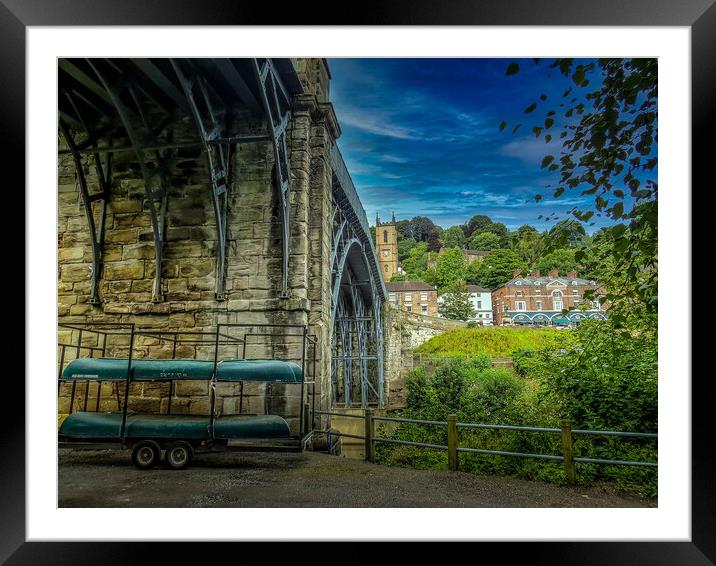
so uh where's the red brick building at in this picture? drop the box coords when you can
[492,270,606,326]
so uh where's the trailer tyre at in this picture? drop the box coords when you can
[165,441,193,470]
[131,440,161,470]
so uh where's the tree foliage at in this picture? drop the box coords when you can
[502,58,658,321]
[474,248,527,289]
[434,247,466,290]
[438,279,475,321]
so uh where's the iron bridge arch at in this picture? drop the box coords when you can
[330,147,387,408]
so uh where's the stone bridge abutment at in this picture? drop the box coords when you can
[57,58,390,428]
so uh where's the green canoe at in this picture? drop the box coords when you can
[59,411,292,440]
[61,358,303,383]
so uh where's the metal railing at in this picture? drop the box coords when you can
[314,410,657,484]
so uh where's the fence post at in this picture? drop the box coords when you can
[447,414,458,471]
[364,408,374,463]
[560,419,576,485]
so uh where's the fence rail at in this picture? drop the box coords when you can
[314,410,657,483]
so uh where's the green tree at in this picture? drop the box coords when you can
[397,237,419,262]
[536,248,578,275]
[438,279,475,321]
[502,58,658,321]
[475,249,527,289]
[401,242,430,279]
[510,227,545,265]
[548,220,587,248]
[468,231,501,251]
[397,216,439,242]
[434,247,467,290]
[442,226,467,249]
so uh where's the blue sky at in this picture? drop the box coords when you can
[328,58,642,233]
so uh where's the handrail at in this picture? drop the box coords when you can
[316,409,658,482]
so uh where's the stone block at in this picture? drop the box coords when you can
[122,243,155,260]
[104,261,144,280]
[113,213,151,229]
[105,229,138,244]
[179,259,213,278]
[61,264,91,282]
[109,199,144,214]
[58,247,85,262]
[187,276,215,292]
[175,381,209,398]
[164,241,208,259]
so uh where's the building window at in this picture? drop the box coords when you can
[406,305,412,312]
[477,300,482,309]
[384,264,389,272]
[383,230,388,243]
[535,289,541,295]
[572,280,578,285]
[516,290,523,297]
[536,301,542,311]
[572,289,579,295]
[404,293,412,302]
[515,281,522,285]
[535,281,541,286]
[421,305,428,314]
[552,290,563,311]
[420,292,428,301]
[389,292,397,303]
[485,313,491,319]
[503,305,508,312]
[516,301,526,311]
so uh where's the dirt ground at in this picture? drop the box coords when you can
[58,448,656,508]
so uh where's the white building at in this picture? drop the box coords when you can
[467,285,493,325]
[437,284,493,325]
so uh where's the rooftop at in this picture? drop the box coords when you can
[386,281,437,292]
[497,275,598,289]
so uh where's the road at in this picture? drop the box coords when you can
[58,448,656,508]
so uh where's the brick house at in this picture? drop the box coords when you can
[386,281,438,316]
[491,269,607,326]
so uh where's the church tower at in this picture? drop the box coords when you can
[375,212,399,281]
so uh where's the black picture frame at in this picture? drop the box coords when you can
[6,1,708,563]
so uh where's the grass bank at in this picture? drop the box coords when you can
[415,326,568,358]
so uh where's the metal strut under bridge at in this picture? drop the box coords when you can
[58,58,296,303]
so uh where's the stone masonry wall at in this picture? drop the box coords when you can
[57,60,338,434]
[383,306,467,408]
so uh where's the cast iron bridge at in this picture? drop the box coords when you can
[58,58,386,408]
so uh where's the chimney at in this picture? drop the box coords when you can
[566,270,577,278]
[531,269,541,277]
[548,269,559,278]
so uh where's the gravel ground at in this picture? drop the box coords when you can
[58,448,656,508]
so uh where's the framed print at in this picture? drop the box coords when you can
[6,0,710,563]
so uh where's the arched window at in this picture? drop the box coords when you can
[383,230,388,243]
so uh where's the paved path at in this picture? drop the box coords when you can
[59,449,656,508]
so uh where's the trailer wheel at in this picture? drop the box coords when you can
[131,440,161,470]
[165,441,193,470]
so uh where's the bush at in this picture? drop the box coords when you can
[378,319,658,497]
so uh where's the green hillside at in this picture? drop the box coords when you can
[414,326,568,358]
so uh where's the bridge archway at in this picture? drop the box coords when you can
[330,147,386,408]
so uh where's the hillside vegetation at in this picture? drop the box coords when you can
[415,326,568,358]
